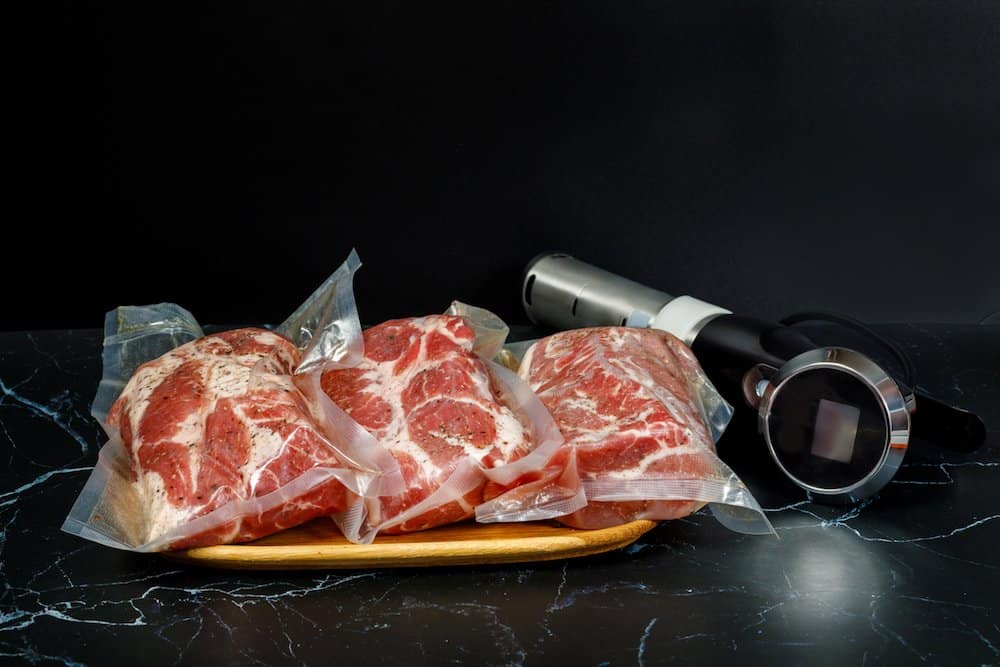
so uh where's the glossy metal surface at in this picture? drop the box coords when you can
[756,347,911,503]
[522,253,674,330]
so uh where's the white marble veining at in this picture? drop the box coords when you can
[0,328,997,665]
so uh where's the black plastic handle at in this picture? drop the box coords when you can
[911,391,986,454]
[691,314,816,406]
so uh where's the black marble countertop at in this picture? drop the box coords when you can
[1,324,997,665]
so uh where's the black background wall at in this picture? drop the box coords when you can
[5,2,1000,331]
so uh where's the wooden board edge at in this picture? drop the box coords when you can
[163,520,658,570]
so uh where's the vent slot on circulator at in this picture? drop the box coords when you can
[524,274,536,306]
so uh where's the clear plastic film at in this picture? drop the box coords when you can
[91,304,204,425]
[444,301,510,360]
[660,333,772,535]
[294,371,404,543]
[373,358,586,533]
[61,250,390,551]
[314,302,577,540]
[450,308,587,521]
[282,248,364,374]
[474,362,587,523]
[481,327,773,536]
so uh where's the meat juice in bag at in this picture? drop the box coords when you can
[318,304,571,535]
[478,327,772,535]
[62,250,393,550]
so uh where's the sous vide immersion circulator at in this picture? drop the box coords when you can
[521,253,983,504]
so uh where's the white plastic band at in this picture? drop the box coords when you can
[649,295,731,345]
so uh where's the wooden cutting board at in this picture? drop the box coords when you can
[164,519,658,570]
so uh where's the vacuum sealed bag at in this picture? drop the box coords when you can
[62,250,394,551]
[478,327,772,535]
[317,303,571,536]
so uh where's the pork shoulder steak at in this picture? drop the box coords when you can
[519,327,718,529]
[107,328,355,549]
[321,315,533,533]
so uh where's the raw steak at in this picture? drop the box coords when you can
[519,327,718,529]
[321,315,534,533]
[107,328,356,549]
